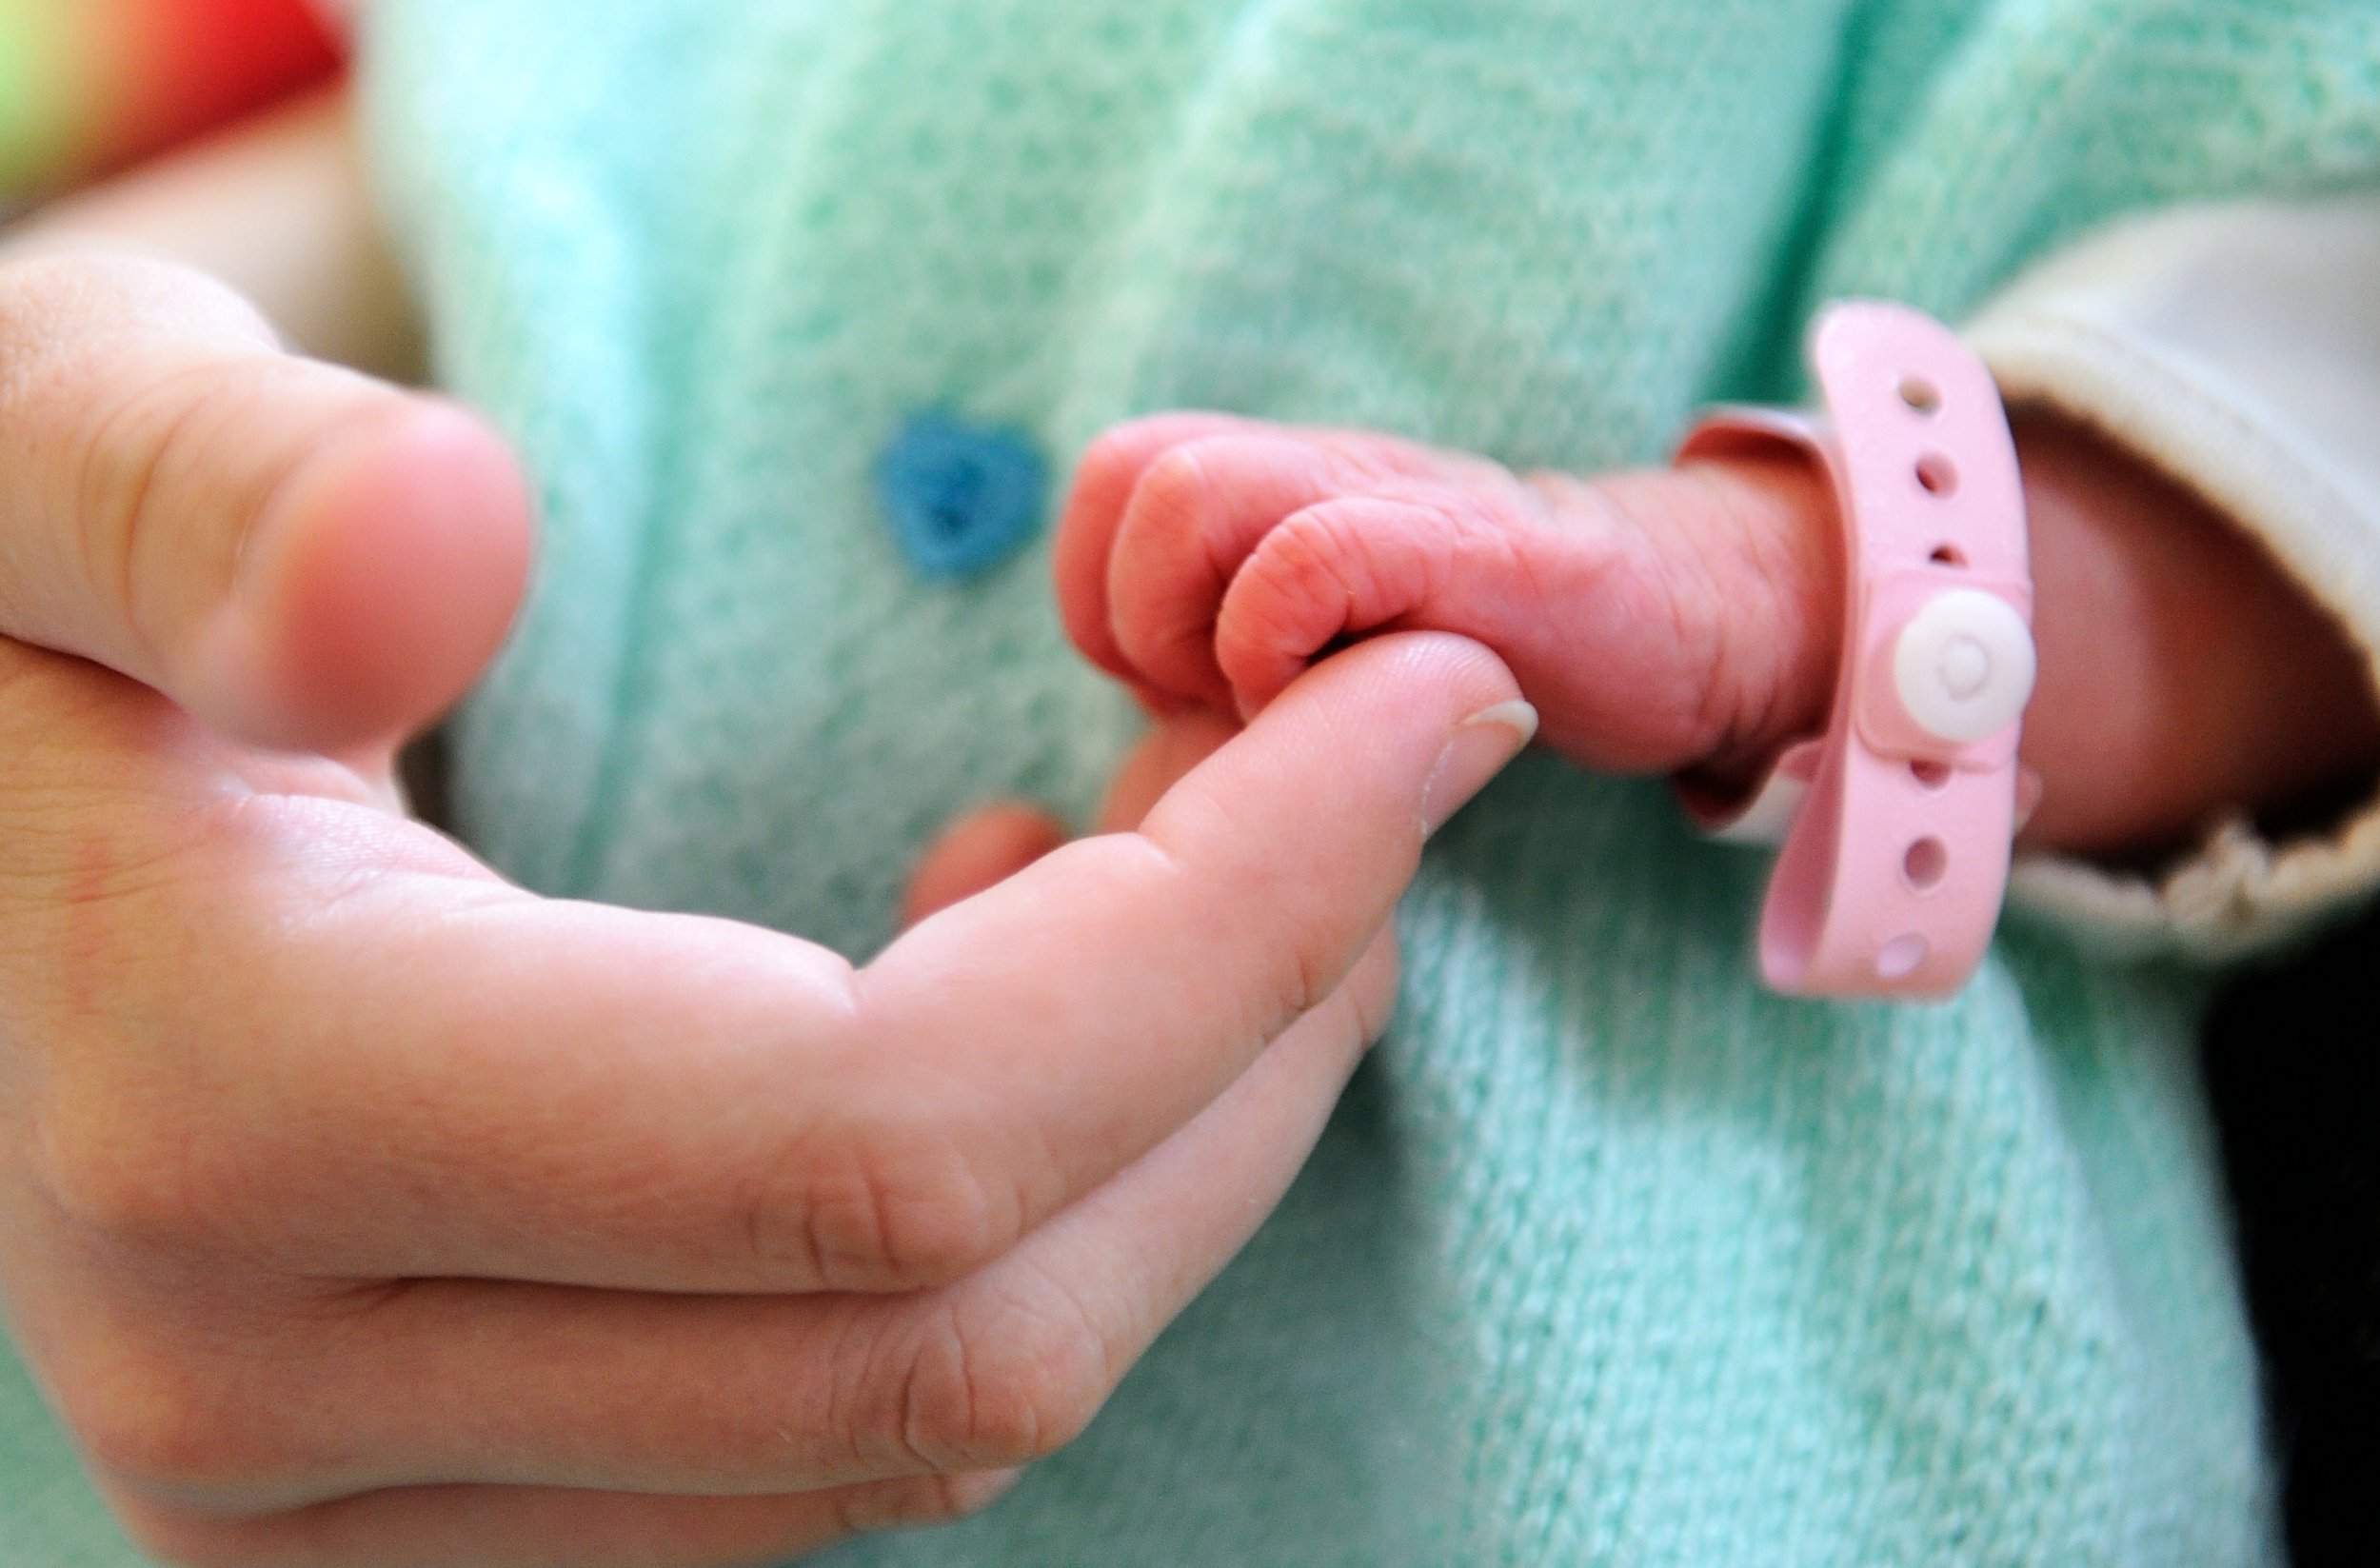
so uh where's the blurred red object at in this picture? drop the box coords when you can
[111,0,347,175]
[2,0,347,202]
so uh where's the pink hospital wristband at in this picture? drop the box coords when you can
[1676,301,2036,1000]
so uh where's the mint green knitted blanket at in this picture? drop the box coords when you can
[9,1,2380,1563]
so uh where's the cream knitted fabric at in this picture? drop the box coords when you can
[1969,193,2380,958]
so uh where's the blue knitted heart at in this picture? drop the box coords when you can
[875,412,1049,582]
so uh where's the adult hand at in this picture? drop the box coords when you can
[0,254,1531,1566]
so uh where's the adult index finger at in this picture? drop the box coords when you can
[11,638,1523,1297]
[836,633,1529,1288]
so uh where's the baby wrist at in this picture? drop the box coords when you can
[1655,447,1845,791]
[1670,302,2038,1000]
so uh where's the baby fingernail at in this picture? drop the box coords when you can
[1420,700,1537,834]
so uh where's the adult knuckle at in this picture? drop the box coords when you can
[0,644,161,803]
[0,257,282,638]
[781,1122,1018,1291]
[1242,878,1342,1030]
[37,1085,253,1254]
[893,1286,1111,1471]
[40,1113,191,1246]
[69,365,257,658]
[0,255,270,396]
[57,1335,265,1498]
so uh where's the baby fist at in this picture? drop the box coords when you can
[1053,414,1845,779]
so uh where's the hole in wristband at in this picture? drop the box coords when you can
[1876,934,1929,981]
[1915,454,1958,496]
[1930,544,1967,567]
[1899,377,1941,415]
[1910,760,1953,791]
[1904,837,1949,890]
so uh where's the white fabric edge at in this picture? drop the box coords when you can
[1965,204,2380,963]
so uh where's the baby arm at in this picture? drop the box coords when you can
[1056,407,2380,861]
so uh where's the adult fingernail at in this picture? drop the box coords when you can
[1419,700,1537,835]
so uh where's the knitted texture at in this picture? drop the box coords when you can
[9,1,2380,1563]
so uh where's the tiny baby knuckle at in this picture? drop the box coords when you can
[1271,506,1366,590]
[1259,507,1331,574]
[1129,443,1224,531]
[825,1481,899,1538]
[886,1324,987,1471]
[1077,423,1160,489]
[727,1147,827,1280]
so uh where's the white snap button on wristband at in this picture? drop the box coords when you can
[1891,589,2035,744]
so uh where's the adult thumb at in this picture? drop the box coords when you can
[0,252,531,751]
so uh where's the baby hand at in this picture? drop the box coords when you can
[1058,409,2380,859]
[1055,414,1842,782]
